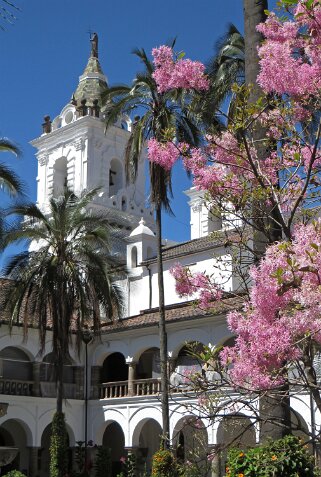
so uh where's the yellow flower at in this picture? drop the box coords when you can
[238,474,244,477]
[239,452,244,457]
[271,455,277,461]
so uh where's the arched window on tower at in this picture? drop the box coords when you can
[131,246,138,268]
[109,159,123,197]
[53,157,67,197]
[207,208,222,233]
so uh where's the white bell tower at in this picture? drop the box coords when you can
[31,33,154,234]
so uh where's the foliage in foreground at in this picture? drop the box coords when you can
[95,446,112,477]
[49,412,69,477]
[2,472,27,477]
[225,435,320,477]
[151,449,178,477]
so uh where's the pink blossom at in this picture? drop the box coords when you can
[257,13,299,42]
[221,220,321,390]
[170,263,222,309]
[152,46,209,93]
[257,8,321,97]
[151,45,173,67]
[147,139,180,170]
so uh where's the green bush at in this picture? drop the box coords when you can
[116,453,136,477]
[2,471,27,477]
[95,446,112,477]
[225,434,320,477]
[151,449,178,477]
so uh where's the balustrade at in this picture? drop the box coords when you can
[100,378,162,399]
[0,378,33,396]
[101,380,128,398]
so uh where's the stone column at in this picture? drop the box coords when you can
[90,365,101,399]
[74,366,84,400]
[32,362,42,397]
[126,359,136,397]
[208,444,221,477]
[167,352,176,391]
[29,447,40,477]
[168,358,176,376]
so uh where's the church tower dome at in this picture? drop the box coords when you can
[72,33,108,111]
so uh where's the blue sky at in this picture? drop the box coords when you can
[0,0,276,249]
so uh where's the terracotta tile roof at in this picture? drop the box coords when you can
[99,295,244,334]
[142,232,232,264]
[0,277,244,335]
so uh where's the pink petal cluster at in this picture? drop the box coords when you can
[221,220,321,390]
[295,1,321,35]
[152,46,209,93]
[257,9,321,97]
[147,138,180,170]
[170,262,222,309]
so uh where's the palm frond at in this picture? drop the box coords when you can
[132,47,154,75]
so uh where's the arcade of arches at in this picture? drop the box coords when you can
[0,343,314,477]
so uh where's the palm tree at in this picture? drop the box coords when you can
[197,24,245,130]
[103,47,200,447]
[0,1,20,30]
[0,138,23,196]
[2,188,124,415]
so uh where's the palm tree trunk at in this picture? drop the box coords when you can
[243,0,291,442]
[244,0,268,98]
[56,355,63,413]
[156,205,170,448]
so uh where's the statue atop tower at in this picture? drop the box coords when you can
[90,32,98,58]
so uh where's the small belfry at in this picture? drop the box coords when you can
[31,33,154,240]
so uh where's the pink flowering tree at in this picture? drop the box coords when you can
[149,0,321,438]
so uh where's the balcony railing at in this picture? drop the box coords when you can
[0,378,33,396]
[101,380,128,398]
[0,378,78,398]
[100,378,162,399]
[40,382,76,399]
[135,378,162,396]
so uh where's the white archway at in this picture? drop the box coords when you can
[130,407,162,447]
[94,409,128,446]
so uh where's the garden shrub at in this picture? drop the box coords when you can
[95,446,112,477]
[151,449,178,477]
[2,471,27,477]
[225,434,320,477]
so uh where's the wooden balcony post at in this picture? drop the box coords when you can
[126,358,136,397]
